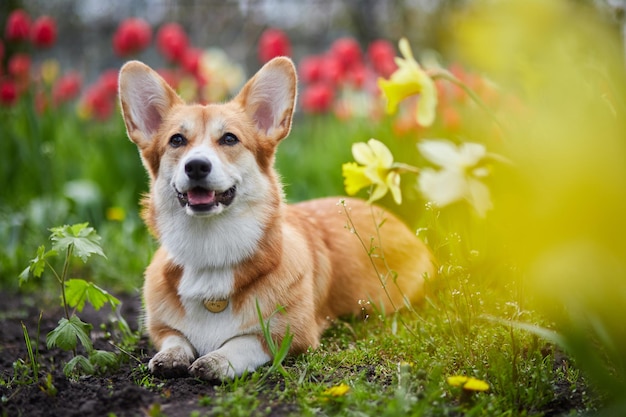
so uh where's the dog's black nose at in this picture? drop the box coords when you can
[185,158,212,180]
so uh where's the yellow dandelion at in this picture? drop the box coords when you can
[106,206,126,222]
[447,375,490,392]
[322,383,350,398]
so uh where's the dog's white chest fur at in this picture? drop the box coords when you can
[176,266,242,356]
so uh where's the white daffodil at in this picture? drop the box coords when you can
[417,139,493,216]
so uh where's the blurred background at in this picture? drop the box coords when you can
[1,0,477,80]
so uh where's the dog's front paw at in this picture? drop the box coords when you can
[149,347,192,378]
[189,353,233,380]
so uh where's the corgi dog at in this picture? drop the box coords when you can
[118,57,433,380]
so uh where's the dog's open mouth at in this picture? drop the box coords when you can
[176,186,236,211]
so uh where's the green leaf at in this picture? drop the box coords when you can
[19,246,58,286]
[89,349,118,373]
[481,315,566,347]
[46,316,93,352]
[65,279,120,312]
[63,355,94,377]
[50,223,106,263]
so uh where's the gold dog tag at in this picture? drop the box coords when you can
[203,299,229,313]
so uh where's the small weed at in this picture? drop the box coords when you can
[20,312,42,384]
[19,223,121,378]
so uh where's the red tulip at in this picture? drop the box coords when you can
[258,28,291,63]
[5,9,31,42]
[367,40,397,77]
[182,47,202,75]
[113,18,152,57]
[53,72,82,105]
[301,83,334,114]
[99,69,119,96]
[321,54,344,86]
[8,54,30,76]
[82,82,114,120]
[30,16,57,48]
[156,23,189,62]
[345,62,367,88]
[299,55,325,84]
[331,37,362,71]
[0,80,18,106]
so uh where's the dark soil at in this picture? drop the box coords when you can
[0,291,591,417]
[0,292,238,417]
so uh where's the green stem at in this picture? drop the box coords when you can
[392,162,420,175]
[60,244,73,323]
[429,69,504,131]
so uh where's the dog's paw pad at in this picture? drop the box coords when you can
[149,349,192,378]
[189,353,231,380]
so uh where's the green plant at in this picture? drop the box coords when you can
[19,222,121,377]
[20,312,42,384]
[256,300,294,384]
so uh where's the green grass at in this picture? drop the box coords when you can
[168,280,595,417]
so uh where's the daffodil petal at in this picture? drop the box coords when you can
[466,178,493,217]
[386,171,402,204]
[418,140,463,168]
[367,139,394,168]
[369,182,389,203]
[352,141,376,165]
[458,142,488,166]
[342,162,372,195]
[415,76,438,127]
[378,77,421,115]
[398,38,415,62]
[418,168,466,207]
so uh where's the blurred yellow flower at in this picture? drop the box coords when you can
[447,375,490,392]
[199,48,246,102]
[417,139,492,217]
[378,38,438,127]
[342,138,402,204]
[41,59,60,85]
[106,206,126,222]
[322,382,350,397]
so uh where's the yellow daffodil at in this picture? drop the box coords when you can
[417,139,492,217]
[342,138,402,204]
[378,38,438,127]
[447,375,490,392]
[322,383,350,397]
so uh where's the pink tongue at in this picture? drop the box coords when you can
[187,188,216,205]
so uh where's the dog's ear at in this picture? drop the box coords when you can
[118,61,182,148]
[235,57,297,143]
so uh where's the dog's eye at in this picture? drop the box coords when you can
[169,134,187,148]
[219,133,239,146]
